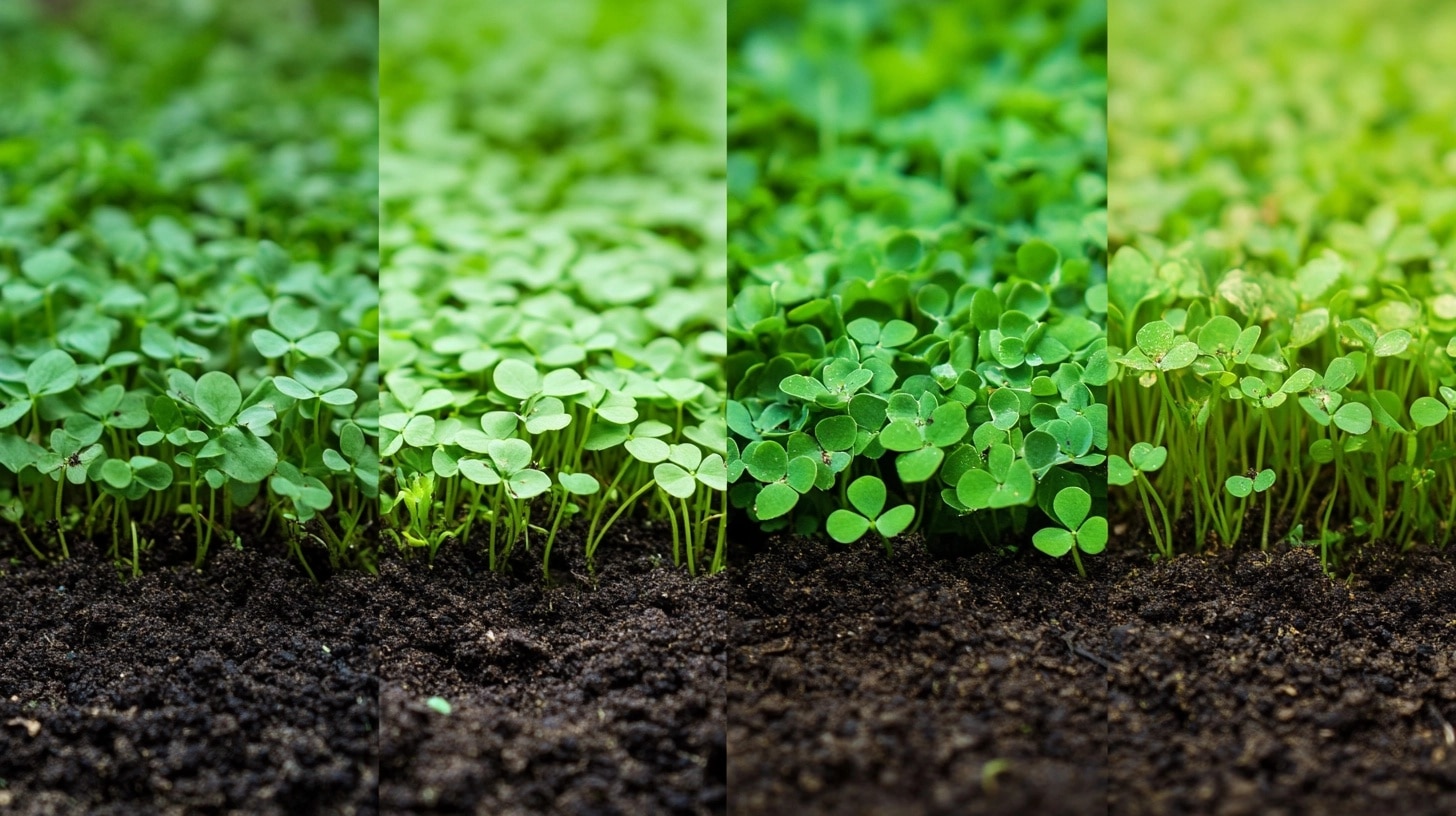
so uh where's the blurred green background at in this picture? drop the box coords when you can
[729,0,1107,290]
[1110,0,1456,247]
[376,0,727,358]
[0,0,377,255]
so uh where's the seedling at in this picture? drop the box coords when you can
[1032,488,1108,577]
[1220,469,1277,549]
[825,476,915,556]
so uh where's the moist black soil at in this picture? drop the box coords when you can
[376,527,727,816]
[727,536,1110,816]
[1109,543,1456,816]
[0,540,379,815]
[5,523,1448,816]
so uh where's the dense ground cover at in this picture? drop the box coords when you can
[0,0,379,573]
[726,3,1109,813]
[378,0,727,577]
[1109,0,1456,566]
[0,3,380,813]
[727,0,1108,571]
[1104,5,1456,815]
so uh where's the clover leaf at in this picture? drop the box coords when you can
[1032,487,1107,573]
[825,475,914,547]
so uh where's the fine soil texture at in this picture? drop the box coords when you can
[376,528,727,816]
[727,536,1111,816]
[0,539,379,815]
[1109,543,1456,816]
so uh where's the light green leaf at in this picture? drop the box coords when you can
[494,359,542,400]
[1052,487,1091,529]
[1411,397,1449,429]
[825,509,871,543]
[195,372,242,426]
[847,475,887,518]
[26,350,79,397]
[1333,402,1372,435]
[654,462,697,498]
[875,504,914,538]
[1032,527,1076,557]
[559,472,600,495]
[754,482,798,520]
[214,427,277,483]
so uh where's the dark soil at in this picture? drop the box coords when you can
[0,541,379,815]
[1109,544,1456,816]
[376,528,727,816]
[727,536,1110,816]
[6,519,1449,816]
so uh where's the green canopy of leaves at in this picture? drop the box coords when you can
[728,0,1109,560]
[1109,0,1456,564]
[0,0,378,571]
[377,0,728,576]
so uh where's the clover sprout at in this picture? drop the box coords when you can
[1031,487,1108,577]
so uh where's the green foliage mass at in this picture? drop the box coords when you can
[0,1,379,574]
[379,0,727,576]
[728,0,1108,568]
[1109,0,1456,565]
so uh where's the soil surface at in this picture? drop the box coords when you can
[727,536,1111,816]
[1109,544,1456,816]
[0,540,379,815]
[6,523,1449,816]
[376,527,727,816]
